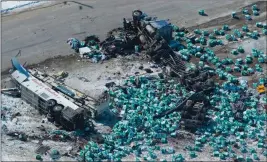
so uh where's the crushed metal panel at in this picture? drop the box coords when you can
[11,70,28,83]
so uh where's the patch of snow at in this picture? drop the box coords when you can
[1,1,49,14]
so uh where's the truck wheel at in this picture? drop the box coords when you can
[133,10,142,17]
[53,104,64,113]
[47,99,57,108]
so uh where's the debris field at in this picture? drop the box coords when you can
[1,1,267,162]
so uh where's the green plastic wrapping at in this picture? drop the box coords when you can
[223,25,230,31]
[253,10,259,16]
[194,29,201,35]
[242,9,249,15]
[231,12,237,18]
[242,25,249,32]
[231,49,239,55]
[256,22,263,28]
[214,28,220,35]
[199,10,205,15]
[237,46,245,53]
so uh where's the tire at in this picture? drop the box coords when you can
[47,113,54,122]
[53,104,64,113]
[47,99,57,108]
[133,10,142,17]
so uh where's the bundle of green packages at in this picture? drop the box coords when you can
[256,22,263,28]
[237,46,245,53]
[231,49,239,55]
[242,25,249,32]
[223,25,230,31]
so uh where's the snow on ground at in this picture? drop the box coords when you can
[1,94,76,161]
[1,1,49,13]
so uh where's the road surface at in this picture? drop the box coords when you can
[1,0,258,72]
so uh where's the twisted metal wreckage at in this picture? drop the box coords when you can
[67,10,218,129]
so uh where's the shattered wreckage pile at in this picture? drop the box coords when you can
[71,7,266,162]
[2,4,267,161]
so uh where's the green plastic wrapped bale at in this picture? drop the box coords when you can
[236,58,243,64]
[194,37,200,43]
[219,30,225,35]
[255,64,263,72]
[256,22,263,28]
[253,153,260,160]
[245,56,253,64]
[219,153,226,160]
[189,151,197,159]
[237,155,244,161]
[253,30,259,36]
[200,38,207,45]
[263,29,267,35]
[253,10,259,16]
[223,25,230,31]
[214,28,220,35]
[195,52,202,58]
[252,49,260,57]
[208,40,216,47]
[172,25,180,32]
[231,12,237,18]
[258,57,265,63]
[194,29,201,35]
[221,58,229,65]
[233,29,242,38]
[245,14,252,20]
[243,64,249,70]
[199,10,205,16]
[241,70,249,76]
[50,149,60,160]
[263,23,267,29]
[225,66,233,73]
[231,49,239,55]
[161,147,175,154]
[172,154,185,162]
[209,34,216,39]
[36,155,42,161]
[225,34,232,41]
[216,40,223,45]
[199,61,204,67]
[213,151,220,157]
[177,32,185,37]
[246,156,253,162]
[242,25,249,32]
[242,9,249,14]
[202,30,209,36]
[237,46,245,53]
[234,66,241,72]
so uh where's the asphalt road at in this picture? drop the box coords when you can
[1,0,258,72]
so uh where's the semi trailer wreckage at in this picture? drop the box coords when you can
[68,10,215,92]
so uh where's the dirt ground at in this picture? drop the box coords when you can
[1,0,267,161]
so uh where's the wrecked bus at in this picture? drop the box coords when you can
[9,57,109,130]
